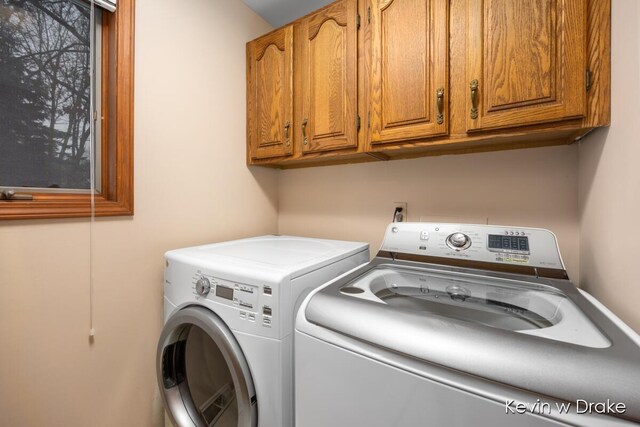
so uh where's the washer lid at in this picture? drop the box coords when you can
[167,236,368,279]
[337,266,610,348]
[302,260,640,422]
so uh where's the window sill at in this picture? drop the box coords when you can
[0,193,132,220]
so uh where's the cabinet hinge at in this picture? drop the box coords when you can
[357,115,361,132]
[357,13,361,30]
[367,6,371,24]
[367,111,371,128]
[586,69,592,92]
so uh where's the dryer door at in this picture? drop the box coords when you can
[157,306,258,427]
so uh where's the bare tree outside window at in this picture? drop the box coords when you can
[0,0,98,190]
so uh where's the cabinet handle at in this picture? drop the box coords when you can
[470,79,479,120]
[302,118,308,145]
[284,121,291,146]
[436,87,445,125]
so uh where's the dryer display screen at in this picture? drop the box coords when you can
[488,235,529,252]
[216,285,234,301]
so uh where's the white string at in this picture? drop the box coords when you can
[88,0,96,340]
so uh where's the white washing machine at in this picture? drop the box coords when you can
[295,223,640,427]
[157,235,368,427]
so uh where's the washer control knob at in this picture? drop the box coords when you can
[447,232,470,249]
[196,277,211,296]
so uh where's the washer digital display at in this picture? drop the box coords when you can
[215,285,234,301]
[488,234,529,252]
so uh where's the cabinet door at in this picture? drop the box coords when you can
[300,0,358,154]
[466,0,587,131]
[247,26,294,160]
[370,0,449,145]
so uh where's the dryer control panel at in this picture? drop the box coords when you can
[192,275,258,310]
[192,272,274,329]
[380,222,565,271]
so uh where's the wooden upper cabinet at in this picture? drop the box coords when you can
[299,0,358,154]
[246,0,609,167]
[370,0,449,145]
[466,0,587,132]
[247,26,294,160]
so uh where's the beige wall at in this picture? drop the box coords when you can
[0,1,276,426]
[278,145,581,281]
[579,0,640,332]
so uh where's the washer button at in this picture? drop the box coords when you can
[420,231,429,241]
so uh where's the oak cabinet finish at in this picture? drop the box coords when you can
[247,25,294,160]
[466,0,587,132]
[370,0,449,145]
[246,0,610,168]
[300,0,359,153]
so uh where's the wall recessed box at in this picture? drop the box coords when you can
[246,0,611,168]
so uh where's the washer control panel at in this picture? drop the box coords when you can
[382,222,564,270]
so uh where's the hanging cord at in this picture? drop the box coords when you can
[88,0,97,340]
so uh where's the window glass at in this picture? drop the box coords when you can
[0,0,99,190]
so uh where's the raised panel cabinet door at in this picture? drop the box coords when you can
[370,0,449,145]
[466,0,587,132]
[301,0,358,154]
[247,26,294,160]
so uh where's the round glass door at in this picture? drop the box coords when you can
[157,306,258,427]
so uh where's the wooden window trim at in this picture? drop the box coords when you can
[0,0,135,220]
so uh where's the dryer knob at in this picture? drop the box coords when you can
[196,277,211,296]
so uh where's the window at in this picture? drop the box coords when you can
[0,0,133,219]
[1,0,101,190]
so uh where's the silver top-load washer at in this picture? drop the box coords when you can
[296,223,640,426]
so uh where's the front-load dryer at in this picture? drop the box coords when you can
[157,235,368,427]
[295,223,640,427]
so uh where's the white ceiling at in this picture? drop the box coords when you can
[242,0,334,27]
